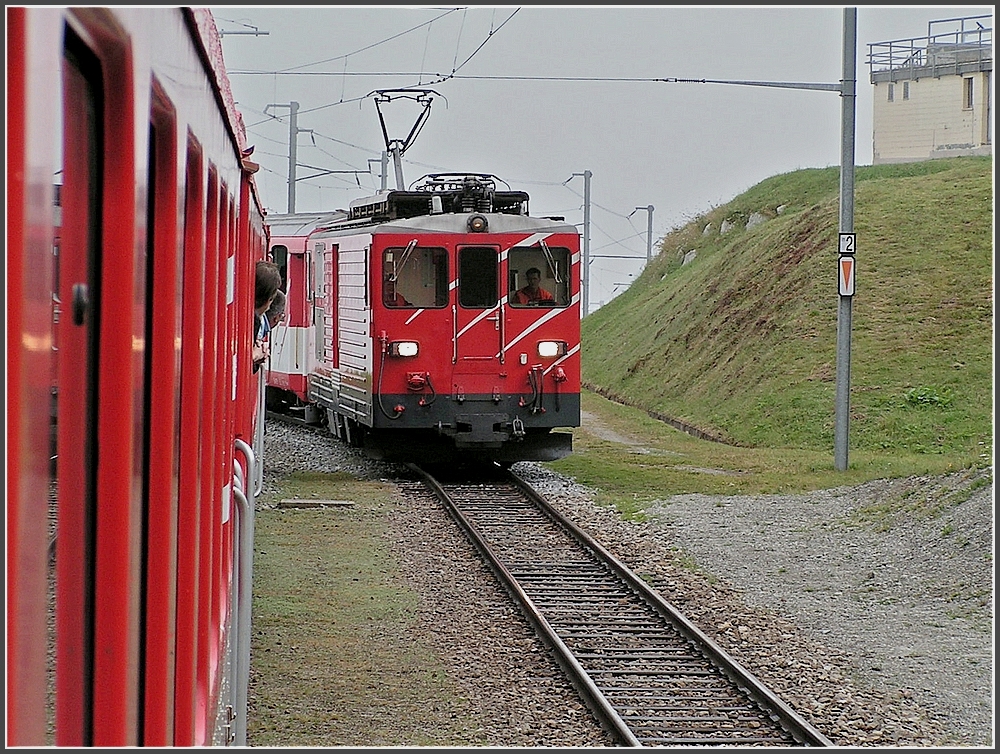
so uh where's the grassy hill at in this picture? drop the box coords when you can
[579,156,993,473]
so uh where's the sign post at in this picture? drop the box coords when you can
[833,10,857,471]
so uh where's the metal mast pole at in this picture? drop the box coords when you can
[367,152,390,190]
[583,169,592,318]
[834,8,857,471]
[633,205,654,262]
[645,205,654,262]
[265,101,304,213]
[287,101,299,213]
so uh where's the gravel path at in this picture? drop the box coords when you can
[260,417,994,747]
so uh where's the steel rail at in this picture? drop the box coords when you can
[507,468,834,747]
[406,462,641,746]
[408,462,833,747]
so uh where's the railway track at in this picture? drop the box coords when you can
[407,462,834,747]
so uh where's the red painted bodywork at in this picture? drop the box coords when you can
[7,7,266,746]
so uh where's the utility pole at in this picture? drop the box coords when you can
[287,101,299,213]
[267,100,367,213]
[631,205,654,262]
[264,101,303,213]
[368,152,389,190]
[567,171,592,318]
[583,170,591,318]
[834,8,857,471]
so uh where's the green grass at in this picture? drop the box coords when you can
[580,156,992,465]
[250,472,484,746]
[555,157,992,520]
[549,390,983,521]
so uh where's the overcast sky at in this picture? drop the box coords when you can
[210,4,993,311]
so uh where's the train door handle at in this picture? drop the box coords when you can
[72,283,89,325]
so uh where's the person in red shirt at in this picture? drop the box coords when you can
[513,267,555,305]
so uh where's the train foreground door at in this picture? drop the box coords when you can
[452,245,506,446]
[55,30,112,746]
[7,11,149,746]
[454,245,502,376]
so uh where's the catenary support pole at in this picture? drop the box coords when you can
[566,171,593,317]
[834,8,857,471]
[287,101,298,213]
[633,205,654,262]
[582,170,591,318]
[645,205,654,262]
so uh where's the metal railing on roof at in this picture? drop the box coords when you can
[868,14,992,81]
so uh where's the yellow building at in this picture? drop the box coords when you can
[868,14,992,164]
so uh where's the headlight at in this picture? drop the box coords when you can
[537,340,567,358]
[389,341,419,357]
[467,214,488,232]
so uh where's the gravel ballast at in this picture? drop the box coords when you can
[516,461,993,747]
[260,419,994,747]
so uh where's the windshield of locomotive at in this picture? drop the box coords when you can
[383,246,448,308]
[508,245,570,307]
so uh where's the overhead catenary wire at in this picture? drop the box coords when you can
[226,10,656,274]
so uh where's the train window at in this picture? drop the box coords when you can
[270,244,288,291]
[382,245,447,308]
[458,246,498,308]
[312,242,326,361]
[508,245,570,307]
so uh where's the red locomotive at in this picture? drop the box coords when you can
[264,173,582,465]
[7,7,267,746]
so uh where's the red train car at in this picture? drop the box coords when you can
[7,7,267,746]
[264,173,581,465]
[264,209,346,418]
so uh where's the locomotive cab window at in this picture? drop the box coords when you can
[383,245,448,308]
[508,245,570,307]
